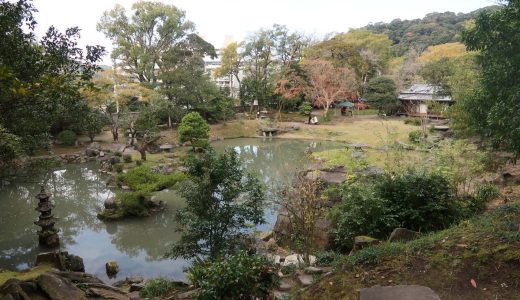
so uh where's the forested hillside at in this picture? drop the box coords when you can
[363,6,500,55]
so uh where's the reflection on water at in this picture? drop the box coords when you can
[0,138,342,282]
[212,138,343,229]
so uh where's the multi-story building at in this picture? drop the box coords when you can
[204,50,242,98]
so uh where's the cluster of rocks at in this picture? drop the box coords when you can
[0,251,136,300]
[0,252,175,300]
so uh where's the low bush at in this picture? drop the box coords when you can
[117,166,186,192]
[404,117,422,126]
[56,130,77,146]
[123,154,132,163]
[188,251,279,300]
[113,163,124,173]
[374,169,458,231]
[331,169,460,250]
[330,185,398,251]
[315,251,342,266]
[117,191,152,217]
[135,160,143,166]
[139,278,176,298]
[114,151,122,157]
[408,130,427,143]
[470,184,500,212]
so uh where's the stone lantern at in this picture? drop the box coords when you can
[34,186,59,247]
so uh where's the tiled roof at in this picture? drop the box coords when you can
[398,84,453,102]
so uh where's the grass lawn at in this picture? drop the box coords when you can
[280,116,417,147]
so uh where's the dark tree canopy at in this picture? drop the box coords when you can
[460,0,520,156]
[168,149,265,260]
[363,6,500,55]
[364,76,398,114]
[0,0,104,160]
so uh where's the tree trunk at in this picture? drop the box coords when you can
[168,115,172,128]
[111,127,118,141]
[89,135,94,143]
[139,148,147,161]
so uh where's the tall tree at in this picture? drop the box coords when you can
[214,41,243,86]
[364,76,398,114]
[305,30,392,92]
[304,60,357,115]
[0,0,104,158]
[168,149,265,260]
[460,0,520,155]
[98,1,201,86]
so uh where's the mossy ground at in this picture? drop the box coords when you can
[298,202,520,300]
[0,264,53,286]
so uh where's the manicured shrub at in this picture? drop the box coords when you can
[116,166,186,192]
[123,153,132,163]
[188,251,279,300]
[117,191,151,217]
[178,112,210,150]
[56,130,77,146]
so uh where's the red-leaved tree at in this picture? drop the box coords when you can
[304,59,357,115]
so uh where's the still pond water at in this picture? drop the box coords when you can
[0,138,342,282]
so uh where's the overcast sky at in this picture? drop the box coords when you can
[32,0,495,65]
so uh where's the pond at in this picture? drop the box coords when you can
[0,138,343,282]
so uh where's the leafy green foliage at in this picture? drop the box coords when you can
[470,184,500,213]
[364,76,398,114]
[331,169,460,250]
[168,149,265,260]
[0,125,22,167]
[188,251,279,300]
[460,1,520,156]
[375,170,458,231]
[122,154,132,163]
[79,108,109,142]
[116,191,152,217]
[420,58,455,95]
[408,130,426,143]
[116,166,186,192]
[178,112,210,150]
[56,130,77,146]
[363,7,499,55]
[139,278,177,298]
[0,0,104,155]
[330,184,398,251]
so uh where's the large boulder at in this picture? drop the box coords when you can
[104,197,118,210]
[388,228,421,243]
[360,285,440,300]
[85,148,100,157]
[35,252,66,271]
[63,252,85,272]
[86,287,130,300]
[38,273,88,300]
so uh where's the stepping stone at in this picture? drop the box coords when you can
[297,274,313,286]
[360,285,440,300]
